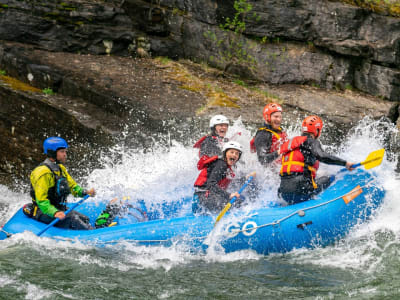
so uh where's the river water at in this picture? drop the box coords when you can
[0,117,399,299]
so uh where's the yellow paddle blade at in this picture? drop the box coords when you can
[214,203,232,226]
[361,148,385,170]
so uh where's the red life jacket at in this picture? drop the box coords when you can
[193,135,212,149]
[250,127,288,153]
[193,135,220,158]
[194,156,234,189]
[279,136,320,181]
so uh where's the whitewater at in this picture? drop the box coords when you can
[0,117,399,299]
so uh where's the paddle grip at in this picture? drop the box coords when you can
[229,176,253,205]
[37,194,90,236]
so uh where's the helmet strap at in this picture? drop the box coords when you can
[46,150,57,160]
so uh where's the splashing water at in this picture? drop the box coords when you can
[0,117,399,299]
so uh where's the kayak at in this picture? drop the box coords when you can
[0,169,384,255]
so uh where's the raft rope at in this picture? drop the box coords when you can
[43,180,378,245]
[0,228,12,238]
[228,181,375,235]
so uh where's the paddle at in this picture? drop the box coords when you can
[214,172,256,226]
[339,148,385,173]
[37,194,90,236]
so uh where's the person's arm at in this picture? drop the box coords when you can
[59,165,95,197]
[311,139,347,166]
[31,171,59,217]
[206,160,231,200]
[254,131,279,166]
[200,136,221,157]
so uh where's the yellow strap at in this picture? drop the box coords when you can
[33,205,38,217]
[108,222,117,227]
[259,127,281,140]
[311,176,317,189]
[280,155,318,189]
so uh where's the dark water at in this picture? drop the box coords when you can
[0,118,399,299]
[1,231,400,299]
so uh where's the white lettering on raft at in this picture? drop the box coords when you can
[226,221,258,238]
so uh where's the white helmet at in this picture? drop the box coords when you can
[209,115,229,128]
[222,141,243,154]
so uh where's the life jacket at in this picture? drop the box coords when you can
[250,127,287,153]
[194,156,234,190]
[30,161,71,211]
[279,136,320,188]
[193,135,217,149]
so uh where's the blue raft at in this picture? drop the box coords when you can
[0,169,385,255]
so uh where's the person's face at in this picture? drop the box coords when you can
[269,112,282,130]
[215,124,228,137]
[56,148,67,164]
[225,149,240,166]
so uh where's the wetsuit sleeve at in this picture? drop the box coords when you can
[311,139,347,166]
[254,130,279,166]
[200,136,221,157]
[206,160,231,200]
[30,171,58,217]
[59,165,85,197]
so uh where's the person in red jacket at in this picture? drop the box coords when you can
[250,103,288,166]
[193,115,230,159]
[278,115,355,205]
[193,141,244,214]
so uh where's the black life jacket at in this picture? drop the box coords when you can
[30,161,71,210]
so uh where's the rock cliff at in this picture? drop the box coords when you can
[0,0,398,185]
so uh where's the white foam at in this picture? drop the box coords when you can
[0,117,398,268]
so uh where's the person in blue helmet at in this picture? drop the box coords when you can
[28,137,96,230]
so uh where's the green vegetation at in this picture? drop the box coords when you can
[0,70,6,75]
[233,79,247,87]
[155,56,172,65]
[345,83,353,90]
[172,7,186,16]
[42,88,54,95]
[250,87,281,102]
[340,0,400,17]
[204,0,259,71]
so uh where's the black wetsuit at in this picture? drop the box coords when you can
[279,133,347,204]
[253,124,281,166]
[199,135,225,158]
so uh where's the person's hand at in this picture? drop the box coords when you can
[246,171,256,179]
[86,188,96,197]
[229,192,240,200]
[345,162,355,171]
[54,211,65,219]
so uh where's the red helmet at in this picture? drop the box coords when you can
[302,115,323,138]
[263,103,282,123]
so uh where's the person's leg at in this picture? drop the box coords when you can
[198,192,227,214]
[56,211,93,230]
[315,175,333,192]
[33,210,53,224]
[34,209,92,230]
[279,175,313,205]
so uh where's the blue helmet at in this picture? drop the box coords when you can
[43,137,68,158]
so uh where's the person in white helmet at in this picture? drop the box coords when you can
[193,141,244,213]
[193,115,230,159]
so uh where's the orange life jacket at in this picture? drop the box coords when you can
[279,136,320,188]
[194,156,234,189]
[250,127,288,153]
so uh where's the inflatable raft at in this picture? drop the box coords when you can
[0,169,384,255]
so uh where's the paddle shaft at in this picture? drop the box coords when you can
[215,175,254,225]
[340,149,384,173]
[37,194,90,236]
